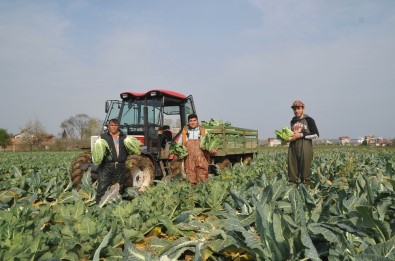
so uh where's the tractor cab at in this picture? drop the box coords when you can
[71,89,196,191]
[103,89,196,158]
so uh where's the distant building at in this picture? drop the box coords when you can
[375,137,391,146]
[339,136,350,145]
[325,140,334,145]
[267,138,282,147]
[364,135,376,146]
[11,133,55,151]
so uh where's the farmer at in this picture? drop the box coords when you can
[96,118,129,204]
[178,113,211,185]
[288,100,319,187]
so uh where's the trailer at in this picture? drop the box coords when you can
[204,125,259,169]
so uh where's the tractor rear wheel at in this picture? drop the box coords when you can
[70,151,93,186]
[125,155,154,192]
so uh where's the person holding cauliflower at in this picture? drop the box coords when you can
[288,100,319,187]
[95,118,129,204]
[177,113,210,185]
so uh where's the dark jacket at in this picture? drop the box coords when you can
[100,131,128,163]
[290,114,319,140]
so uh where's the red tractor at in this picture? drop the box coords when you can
[70,89,259,191]
[70,89,195,191]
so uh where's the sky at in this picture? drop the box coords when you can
[0,0,394,140]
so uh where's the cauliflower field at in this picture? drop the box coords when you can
[0,147,394,260]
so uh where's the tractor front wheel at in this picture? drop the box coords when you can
[125,155,154,192]
[70,151,92,185]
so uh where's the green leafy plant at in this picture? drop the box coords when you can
[92,138,112,165]
[200,133,222,151]
[124,136,142,155]
[0,148,394,260]
[274,127,294,142]
[201,118,231,127]
[169,142,188,159]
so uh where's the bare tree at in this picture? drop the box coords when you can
[61,114,102,140]
[60,118,76,139]
[61,114,89,139]
[19,118,49,151]
[83,117,103,138]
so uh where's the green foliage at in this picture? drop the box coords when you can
[0,128,12,150]
[0,148,394,260]
[200,133,222,151]
[275,127,294,142]
[168,142,188,159]
[92,138,112,165]
[93,228,113,261]
[98,183,121,208]
[201,118,232,127]
[124,136,142,155]
[356,235,395,260]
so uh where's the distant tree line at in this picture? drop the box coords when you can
[1,116,395,151]
[0,114,102,151]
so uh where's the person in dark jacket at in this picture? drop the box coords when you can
[288,100,319,187]
[96,118,129,204]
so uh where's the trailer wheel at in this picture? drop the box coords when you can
[125,155,154,192]
[243,156,253,165]
[70,151,93,186]
[217,158,232,170]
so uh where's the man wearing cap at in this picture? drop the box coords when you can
[288,100,319,187]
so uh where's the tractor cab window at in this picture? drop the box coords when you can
[180,96,195,127]
[163,105,180,115]
[146,99,161,126]
[162,105,181,134]
[117,98,162,134]
[120,100,143,124]
[117,99,144,134]
[184,98,194,115]
[103,100,122,128]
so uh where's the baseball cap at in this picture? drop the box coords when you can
[291,100,304,108]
